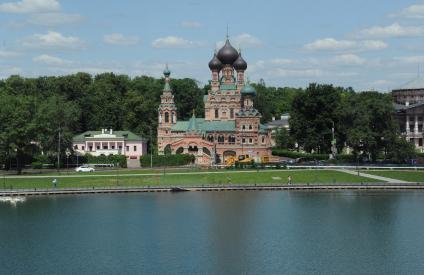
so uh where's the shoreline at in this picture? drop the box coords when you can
[1,183,423,197]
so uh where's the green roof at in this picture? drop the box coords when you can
[171,118,236,133]
[259,124,267,134]
[73,130,145,142]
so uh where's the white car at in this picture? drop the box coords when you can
[75,165,95,172]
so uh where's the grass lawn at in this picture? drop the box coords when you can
[0,170,379,190]
[365,170,424,183]
[0,167,195,177]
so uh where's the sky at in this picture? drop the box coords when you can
[1,0,424,91]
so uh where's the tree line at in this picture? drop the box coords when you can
[0,73,414,173]
[274,83,416,162]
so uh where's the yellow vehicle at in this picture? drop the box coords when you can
[225,154,253,167]
[261,155,281,164]
[238,154,253,163]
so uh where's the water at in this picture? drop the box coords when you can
[1,191,424,274]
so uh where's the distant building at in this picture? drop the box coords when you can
[157,37,273,165]
[393,77,424,152]
[265,114,290,147]
[73,129,147,159]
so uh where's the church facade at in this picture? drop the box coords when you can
[157,38,273,165]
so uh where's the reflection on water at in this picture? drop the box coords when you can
[0,196,26,206]
[1,191,424,274]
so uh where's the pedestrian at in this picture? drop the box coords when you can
[288,175,292,185]
[52,178,57,189]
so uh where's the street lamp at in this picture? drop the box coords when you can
[57,128,61,172]
[65,148,71,175]
[149,126,153,169]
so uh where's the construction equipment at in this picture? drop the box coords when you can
[225,154,253,167]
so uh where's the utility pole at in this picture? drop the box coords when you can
[149,126,153,169]
[57,129,61,172]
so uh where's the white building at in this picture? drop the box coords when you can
[72,129,147,159]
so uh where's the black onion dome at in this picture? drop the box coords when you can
[217,39,239,65]
[233,53,247,70]
[208,53,223,71]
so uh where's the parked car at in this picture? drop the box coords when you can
[75,165,95,172]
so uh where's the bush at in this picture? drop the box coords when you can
[31,162,43,169]
[86,154,127,168]
[272,149,328,161]
[140,154,195,167]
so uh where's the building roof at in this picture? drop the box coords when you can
[394,76,424,91]
[73,130,145,142]
[266,119,289,127]
[171,118,236,133]
[394,102,424,111]
[217,39,239,65]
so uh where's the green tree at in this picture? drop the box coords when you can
[289,83,342,153]
[0,93,36,174]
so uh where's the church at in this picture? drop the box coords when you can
[157,37,273,165]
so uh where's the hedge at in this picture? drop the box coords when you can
[86,154,127,168]
[140,154,195,167]
[272,149,328,161]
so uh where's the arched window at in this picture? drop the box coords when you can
[242,125,246,130]
[215,109,219,118]
[218,135,225,144]
[228,136,236,144]
[230,108,234,118]
[207,135,214,142]
[165,112,169,123]
[171,113,174,123]
[249,125,253,130]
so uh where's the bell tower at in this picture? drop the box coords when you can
[157,65,177,154]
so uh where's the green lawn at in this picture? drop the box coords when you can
[365,170,424,183]
[0,170,379,190]
[0,167,195,177]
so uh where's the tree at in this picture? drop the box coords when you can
[275,127,293,149]
[0,93,37,174]
[289,83,342,153]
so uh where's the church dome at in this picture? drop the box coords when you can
[208,53,223,71]
[163,65,171,77]
[241,83,256,96]
[233,53,247,71]
[217,39,239,65]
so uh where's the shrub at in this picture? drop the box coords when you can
[272,149,328,161]
[86,154,127,168]
[140,154,195,167]
[31,162,43,169]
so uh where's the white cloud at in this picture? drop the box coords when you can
[394,55,424,64]
[0,66,22,78]
[0,0,60,13]
[330,54,366,65]
[103,33,140,46]
[27,12,83,26]
[232,33,262,48]
[393,4,424,19]
[0,50,20,58]
[217,33,262,49]
[32,54,72,65]
[268,68,324,78]
[356,23,424,38]
[304,38,387,52]
[152,36,205,48]
[22,31,85,50]
[181,21,202,28]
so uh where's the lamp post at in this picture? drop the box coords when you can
[65,149,71,175]
[57,128,61,173]
[149,126,153,169]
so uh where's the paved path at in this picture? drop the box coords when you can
[1,183,424,197]
[337,169,409,183]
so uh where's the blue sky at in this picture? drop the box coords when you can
[1,0,424,91]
